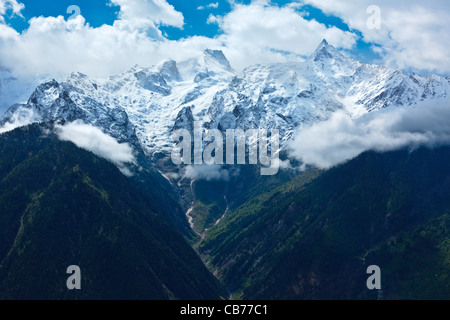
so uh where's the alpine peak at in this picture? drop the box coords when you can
[203,49,233,72]
[158,59,182,82]
[310,39,341,61]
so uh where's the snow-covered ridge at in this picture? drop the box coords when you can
[1,40,449,159]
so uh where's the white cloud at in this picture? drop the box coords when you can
[110,0,184,28]
[1,117,137,175]
[212,1,357,70]
[185,165,230,181]
[56,121,136,175]
[302,0,450,73]
[0,1,357,76]
[0,0,24,22]
[288,98,450,169]
[207,2,219,9]
[0,106,36,134]
[0,11,180,80]
[207,14,219,24]
[184,164,239,181]
[198,2,219,11]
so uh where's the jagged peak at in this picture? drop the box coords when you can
[159,59,177,68]
[158,59,182,82]
[202,49,233,72]
[27,79,61,106]
[68,72,88,79]
[129,64,144,72]
[36,79,60,90]
[310,39,342,62]
[318,38,330,47]
[204,48,225,58]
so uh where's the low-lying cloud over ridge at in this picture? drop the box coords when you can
[56,121,136,175]
[184,164,240,182]
[288,99,450,169]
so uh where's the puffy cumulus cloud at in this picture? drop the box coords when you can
[207,14,219,24]
[212,0,357,70]
[56,121,136,175]
[0,0,187,81]
[288,99,450,169]
[110,0,184,29]
[0,0,24,22]
[302,0,450,73]
[0,14,169,79]
[0,0,357,78]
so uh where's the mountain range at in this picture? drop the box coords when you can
[0,40,449,300]
[1,40,449,157]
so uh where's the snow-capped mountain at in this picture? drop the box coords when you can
[1,40,449,160]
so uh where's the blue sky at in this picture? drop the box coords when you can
[5,0,120,31]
